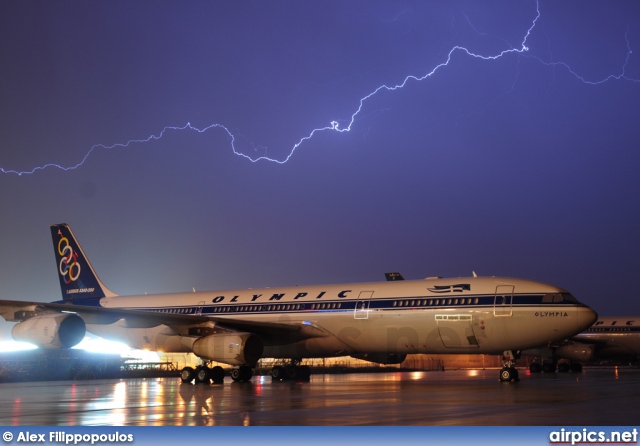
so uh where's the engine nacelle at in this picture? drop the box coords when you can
[554,343,596,362]
[192,332,263,366]
[351,352,407,365]
[12,314,86,348]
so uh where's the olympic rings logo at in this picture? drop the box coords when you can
[58,236,81,284]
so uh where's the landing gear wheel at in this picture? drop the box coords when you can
[529,363,542,373]
[271,365,285,381]
[297,365,311,382]
[211,366,225,384]
[180,367,195,384]
[499,367,519,382]
[239,365,253,381]
[195,366,211,384]
[285,366,298,380]
[231,366,253,382]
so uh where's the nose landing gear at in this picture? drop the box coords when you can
[499,350,520,382]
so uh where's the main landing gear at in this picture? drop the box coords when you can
[180,364,254,384]
[270,360,311,382]
[499,350,520,383]
[180,364,226,384]
[180,359,314,384]
[529,361,583,373]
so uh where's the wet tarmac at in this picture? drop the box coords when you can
[1,368,638,426]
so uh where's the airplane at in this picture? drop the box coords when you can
[525,317,640,372]
[0,223,598,384]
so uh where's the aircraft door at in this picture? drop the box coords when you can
[494,285,514,317]
[196,301,205,316]
[354,291,373,320]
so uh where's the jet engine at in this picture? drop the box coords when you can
[351,352,407,365]
[11,314,86,348]
[554,343,596,362]
[191,332,263,366]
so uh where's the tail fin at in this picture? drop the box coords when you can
[50,223,118,301]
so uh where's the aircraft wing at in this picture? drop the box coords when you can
[0,299,322,342]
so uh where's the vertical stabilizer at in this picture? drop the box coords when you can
[50,223,118,301]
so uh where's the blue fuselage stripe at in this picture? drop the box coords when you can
[125,294,582,316]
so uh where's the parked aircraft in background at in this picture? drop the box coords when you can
[525,317,640,372]
[0,224,597,383]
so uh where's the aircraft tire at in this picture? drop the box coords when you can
[211,366,225,384]
[542,363,556,373]
[239,365,253,381]
[529,363,542,373]
[285,366,298,380]
[297,365,311,381]
[499,367,519,382]
[271,366,285,381]
[195,366,211,384]
[230,366,252,382]
[180,367,195,384]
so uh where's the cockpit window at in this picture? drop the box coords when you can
[542,293,578,303]
[560,293,577,303]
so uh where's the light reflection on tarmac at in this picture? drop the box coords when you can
[0,368,638,426]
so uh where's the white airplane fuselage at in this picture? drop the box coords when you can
[91,276,596,359]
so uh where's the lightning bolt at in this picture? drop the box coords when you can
[1,1,638,176]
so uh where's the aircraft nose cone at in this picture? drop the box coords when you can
[578,305,598,331]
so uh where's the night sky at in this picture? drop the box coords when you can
[1,0,640,345]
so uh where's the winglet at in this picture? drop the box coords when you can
[50,223,118,301]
